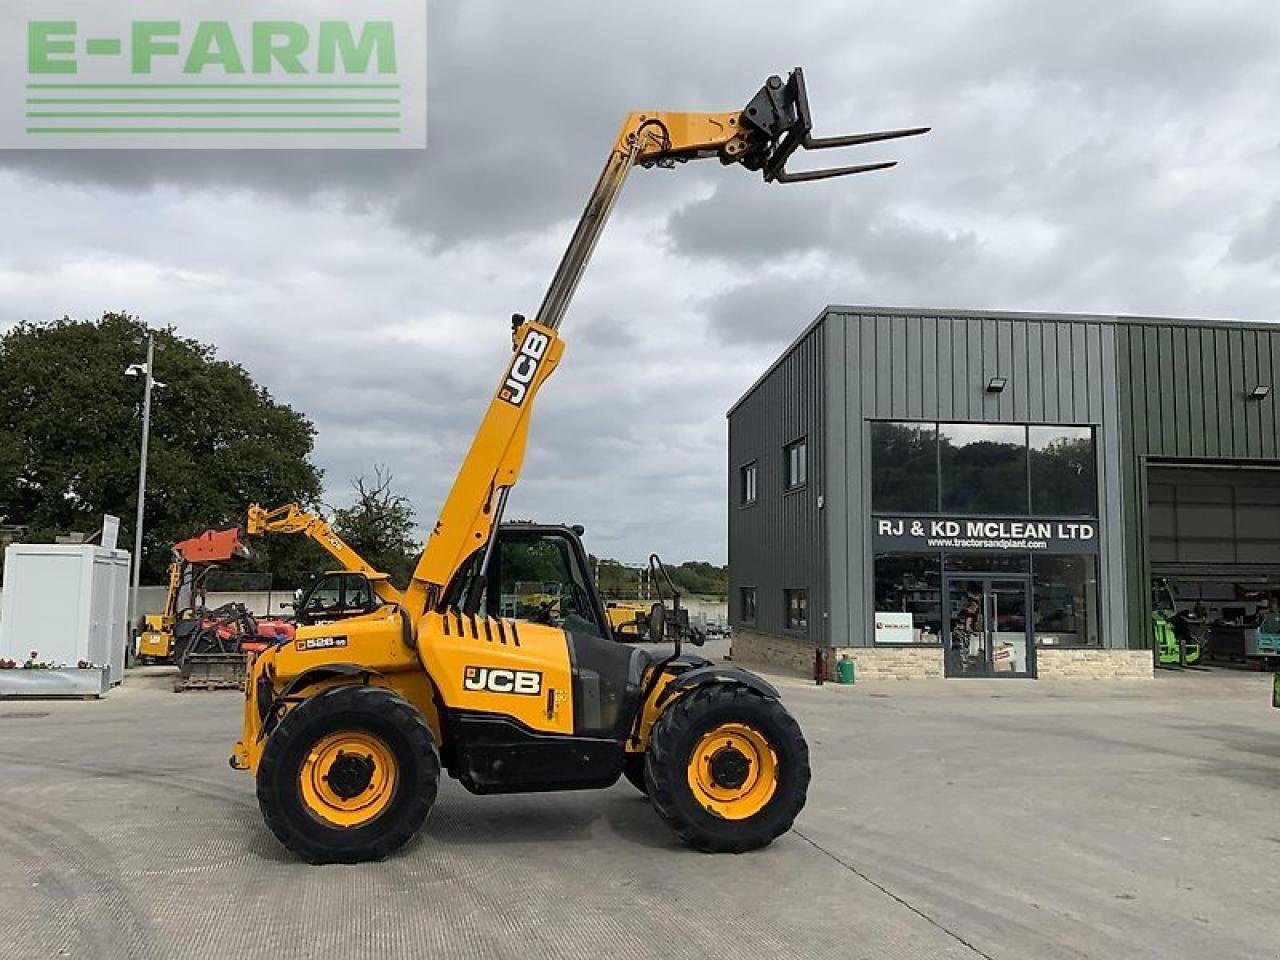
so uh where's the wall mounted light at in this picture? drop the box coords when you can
[1248,384,1270,401]
[986,376,1008,394]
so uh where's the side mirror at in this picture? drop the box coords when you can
[279,601,291,610]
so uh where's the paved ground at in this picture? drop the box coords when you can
[0,648,1277,960]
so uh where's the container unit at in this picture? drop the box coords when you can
[0,543,131,695]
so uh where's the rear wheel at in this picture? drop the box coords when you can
[256,684,439,864]
[647,684,809,853]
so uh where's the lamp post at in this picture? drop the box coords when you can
[125,333,165,645]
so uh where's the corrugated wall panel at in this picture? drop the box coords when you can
[726,322,827,643]
[1263,334,1278,459]
[1117,319,1280,648]
[730,307,1278,654]
[1185,329,1204,456]
[824,309,1125,648]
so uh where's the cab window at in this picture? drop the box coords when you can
[302,575,343,618]
[441,529,606,637]
[498,538,587,625]
[299,573,378,623]
[346,575,374,610]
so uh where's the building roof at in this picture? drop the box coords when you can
[726,304,1280,418]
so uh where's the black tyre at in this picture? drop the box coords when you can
[646,684,809,853]
[256,684,439,864]
[648,603,665,642]
[622,752,648,795]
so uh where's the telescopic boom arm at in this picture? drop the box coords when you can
[245,503,402,604]
[401,68,927,619]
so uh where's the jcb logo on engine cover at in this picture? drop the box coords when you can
[463,666,542,696]
[499,329,550,406]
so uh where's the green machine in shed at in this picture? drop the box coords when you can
[1152,579,1206,668]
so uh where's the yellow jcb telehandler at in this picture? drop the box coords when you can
[231,68,926,863]
[245,502,403,609]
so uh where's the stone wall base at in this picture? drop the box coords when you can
[831,646,945,680]
[1036,648,1153,680]
[733,630,1154,682]
[730,629,816,677]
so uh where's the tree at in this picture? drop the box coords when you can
[0,313,324,583]
[331,466,419,588]
[588,555,728,601]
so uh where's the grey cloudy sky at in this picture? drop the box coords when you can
[2,0,1278,564]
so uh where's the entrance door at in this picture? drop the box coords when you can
[944,576,1035,678]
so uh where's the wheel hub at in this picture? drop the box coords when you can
[325,751,375,800]
[708,746,751,789]
[686,722,779,821]
[299,730,398,828]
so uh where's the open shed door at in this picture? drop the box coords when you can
[1147,465,1280,578]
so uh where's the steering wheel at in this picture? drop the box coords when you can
[564,582,594,619]
[532,597,560,624]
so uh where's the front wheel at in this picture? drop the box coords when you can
[646,684,809,853]
[622,752,648,795]
[256,684,439,864]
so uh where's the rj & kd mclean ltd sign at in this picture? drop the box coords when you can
[873,516,1098,554]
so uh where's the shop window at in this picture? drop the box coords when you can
[740,462,758,505]
[740,586,757,624]
[784,438,807,490]
[1030,426,1096,516]
[1032,555,1101,647]
[873,554,943,643]
[870,421,938,512]
[940,424,1029,514]
[784,589,807,630]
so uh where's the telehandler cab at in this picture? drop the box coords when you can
[232,68,926,863]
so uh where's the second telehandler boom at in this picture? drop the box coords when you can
[245,502,402,607]
[232,68,926,863]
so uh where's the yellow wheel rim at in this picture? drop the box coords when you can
[686,722,777,820]
[298,730,397,828]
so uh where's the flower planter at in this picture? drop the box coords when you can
[0,666,111,699]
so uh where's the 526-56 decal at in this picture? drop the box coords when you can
[463,666,542,696]
[296,635,347,652]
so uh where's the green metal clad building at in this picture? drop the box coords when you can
[727,307,1280,680]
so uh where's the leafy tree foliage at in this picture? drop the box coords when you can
[331,466,419,589]
[0,313,323,583]
[592,556,727,600]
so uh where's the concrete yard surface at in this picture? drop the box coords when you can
[0,662,1277,960]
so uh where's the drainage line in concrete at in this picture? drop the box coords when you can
[793,829,999,960]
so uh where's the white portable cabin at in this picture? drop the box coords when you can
[0,544,131,684]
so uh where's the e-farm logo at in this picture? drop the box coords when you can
[7,1,426,149]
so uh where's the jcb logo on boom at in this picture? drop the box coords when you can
[463,666,542,696]
[499,329,550,406]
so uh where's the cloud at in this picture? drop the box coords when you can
[3,0,1280,567]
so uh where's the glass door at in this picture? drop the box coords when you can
[988,579,1033,677]
[944,575,1034,678]
[944,578,988,677]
